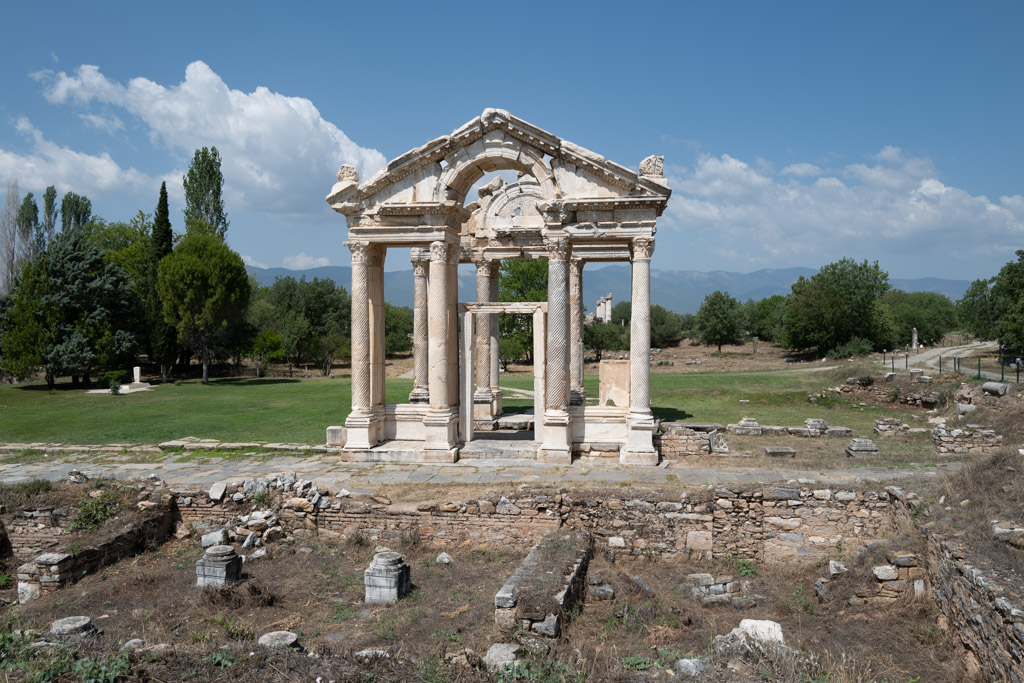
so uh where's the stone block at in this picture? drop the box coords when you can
[196,545,243,588]
[872,565,899,581]
[764,446,795,458]
[845,438,879,458]
[484,643,520,672]
[326,426,345,447]
[364,551,411,604]
[201,529,229,548]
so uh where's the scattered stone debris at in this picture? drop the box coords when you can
[484,643,520,672]
[435,552,452,564]
[51,616,98,638]
[845,438,879,458]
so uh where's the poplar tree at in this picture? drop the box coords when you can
[42,185,58,246]
[183,147,229,239]
[148,182,177,380]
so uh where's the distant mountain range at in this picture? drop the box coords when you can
[246,264,970,315]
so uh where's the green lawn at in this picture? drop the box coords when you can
[0,367,919,445]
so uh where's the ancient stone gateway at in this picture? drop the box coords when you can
[327,109,671,465]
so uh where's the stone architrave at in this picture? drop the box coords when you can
[622,237,657,465]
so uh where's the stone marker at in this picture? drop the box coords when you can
[845,438,879,458]
[196,545,242,587]
[364,551,411,604]
[258,631,299,649]
[764,446,795,458]
[133,366,141,384]
[51,616,97,637]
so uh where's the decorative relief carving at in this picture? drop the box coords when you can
[349,241,372,264]
[545,237,568,261]
[429,241,449,262]
[337,165,359,183]
[632,237,654,259]
[639,155,664,177]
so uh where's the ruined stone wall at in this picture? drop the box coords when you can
[174,486,898,563]
[926,536,1024,680]
[931,424,1003,456]
[5,508,70,558]
[656,423,723,457]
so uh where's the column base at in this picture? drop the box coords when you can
[423,408,459,451]
[622,411,658,466]
[541,408,571,460]
[537,447,572,464]
[343,411,378,450]
[409,388,430,404]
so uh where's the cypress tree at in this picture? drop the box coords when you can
[148,182,177,381]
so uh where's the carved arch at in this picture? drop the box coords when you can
[433,136,556,205]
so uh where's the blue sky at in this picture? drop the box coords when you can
[0,1,1021,281]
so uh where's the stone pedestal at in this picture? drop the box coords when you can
[196,545,242,588]
[845,438,879,458]
[364,551,411,604]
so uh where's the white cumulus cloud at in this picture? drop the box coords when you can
[0,116,153,196]
[663,148,1024,277]
[283,253,330,269]
[33,61,386,216]
[242,254,270,269]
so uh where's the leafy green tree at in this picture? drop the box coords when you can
[957,278,996,341]
[183,146,229,238]
[148,183,177,381]
[16,193,39,266]
[84,212,152,297]
[611,300,631,327]
[498,259,547,365]
[695,290,743,353]
[1,229,136,387]
[157,232,251,383]
[881,290,958,347]
[745,295,787,342]
[782,259,891,353]
[583,320,628,360]
[42,185,58,246]
[650,304,685,348]
[60,192,92,232]
[990,250,1024,353]
[249,329,284,377]
[384,303,413,355]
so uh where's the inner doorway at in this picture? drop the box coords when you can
[458,301,546,459]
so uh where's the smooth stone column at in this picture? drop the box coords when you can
[622,236,657,465]
[345,241,375,449]
[409,250,429,403]
[447,251,459,408]
[368,246,386,411]
[489,261,502,416]
[474,256,494,426]
[540,238,571,463]
[569,257,585,406]
[423,241,457,458]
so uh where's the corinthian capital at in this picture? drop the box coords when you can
[348,241,372,264]
[632,237,654,259]
[544,237,568,261]
[429,241,449,262]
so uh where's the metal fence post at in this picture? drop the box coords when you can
[938,356,942,375]
[977,357,981,380]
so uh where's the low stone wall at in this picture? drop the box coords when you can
[873,418,929,438]
[656,423,727,457]
[17,500,176,602]
[6,508,71,558]
[175,483,900,564]
[931,424,1003,456]
[926,535,1024,680]
[725,418,851,438]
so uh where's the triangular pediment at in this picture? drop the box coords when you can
[327,109,670,216]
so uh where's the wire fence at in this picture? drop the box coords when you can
[880,349,1023,383]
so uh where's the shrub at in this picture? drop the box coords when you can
[68,490,125,532]
[826,336,874,360]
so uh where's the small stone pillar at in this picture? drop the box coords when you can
[196,545,243,587]
[911,327,918,350]
[364,551,411,604]
[132,366,141,383]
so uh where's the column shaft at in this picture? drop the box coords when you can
[349,243,371,412]
[545,244,569,411]
[368,248,385,407]
[569,258,584,405]
[410,252,429,403]
[427,242,449,411]
[489,261,502,414]
[474,259,492,401]
[629,249,652,415]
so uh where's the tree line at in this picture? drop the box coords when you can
[0,148,412,387]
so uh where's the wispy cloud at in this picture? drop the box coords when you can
[283,253,330,269]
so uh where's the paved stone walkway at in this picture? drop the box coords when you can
[0,446,959,493]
